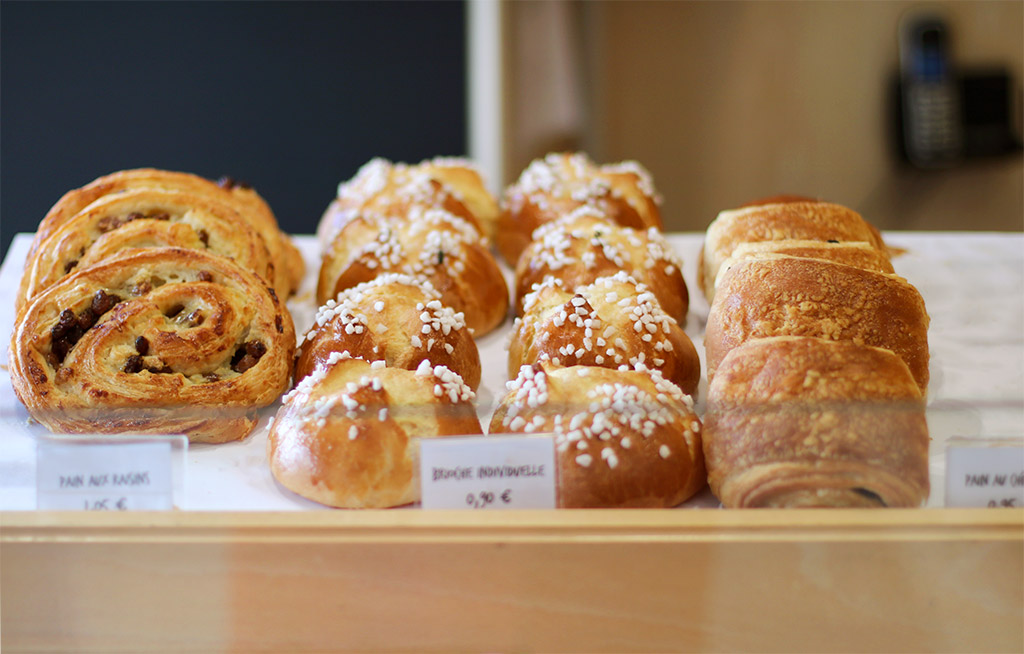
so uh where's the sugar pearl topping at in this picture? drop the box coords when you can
[414,360,476,403]
[301,273,447,346]
[339,207,485,282]
[501,365,692,467]
[337,157,479,215]
[507,153,661,213]
[526,208,681,276]
[518,272,680,371]
[284,358,474,430]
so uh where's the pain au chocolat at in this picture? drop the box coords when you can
[703,336,929,508]
[699,200,888,303]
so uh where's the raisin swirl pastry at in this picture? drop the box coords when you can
[699,200,888,302]
[269,356,482,508]
[26,168,304,298]
[16,188,274,311]
[9,247,295,443]
[296,273,481,390]
[498,152,663,266]
[510,272,699,395]
[317,157,497,247]
[703,337,929,508]
[489,363,705,508]
[514,207,688,324]
[317,206,509,336]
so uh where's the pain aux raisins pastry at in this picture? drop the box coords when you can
[497,152,663,267]
[16,188,275,310]
[698,199,888,303]
[317,206,509,336]
[514,207,688,324]
[295,273,481,390]
[703,337,930,508]
[489,363,705,508]
[9,247,295,443]
[317,156,498,247]
[509,272,699,395]
[25,168,304,299]
[268,355,482,509]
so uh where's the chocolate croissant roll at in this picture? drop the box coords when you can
[514,207,688,324]
[699,200,887,302]
[317,206,509,336]
[9,247,295,443]
[269,356,482,509]
[510,272,700,395]
[17,188,275,310]
[705,254,930,392]
[703,337,930,508]
[296,273,481,390]
[498,152,663,266]
[318,156,495,247]
[489,363,705,508]
[26,168,304,298]
[713,240,895,290]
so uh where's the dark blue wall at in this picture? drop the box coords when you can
[0,0,466,257]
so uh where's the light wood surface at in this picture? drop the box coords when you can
[3,509,1022,653]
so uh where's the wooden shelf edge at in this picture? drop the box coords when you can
[3,507,1021,545]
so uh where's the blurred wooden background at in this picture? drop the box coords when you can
[502,1,1023,232]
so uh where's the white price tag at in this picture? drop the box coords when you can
[945,440,1024,508]
[36,437,181,510]
[420,435,557,509]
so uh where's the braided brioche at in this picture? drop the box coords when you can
[296,273,481,390]
[269,356,482,508]
[498,152,663,266]
[510,272,699,395]
[489,363,704,508]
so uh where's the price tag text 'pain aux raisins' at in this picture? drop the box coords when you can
[37,439,176,510]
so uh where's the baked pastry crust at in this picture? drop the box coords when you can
[269,356,482,508]
[699,201,887,302]
[489,363,705,508]
[703,336,930,508]
[510,272,699,395]
[17,188,275,311]
[317,206,509,336]
[296,273,481,390]
[27,168,304,297]
[9,247,295,443]
[317,157,496,247]
[513,207,688,324]
[705,254,930,392]
[498,152,663,266]
[713,239,895,290]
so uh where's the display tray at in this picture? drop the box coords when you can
[2,232,1022,652]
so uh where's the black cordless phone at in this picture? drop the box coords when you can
[899,14,963,167]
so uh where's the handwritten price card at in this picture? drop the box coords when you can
[420,435,557,509]
[945,439,1024,508]
[36,437,179,510]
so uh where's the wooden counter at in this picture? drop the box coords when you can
[3,508,1022,653]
